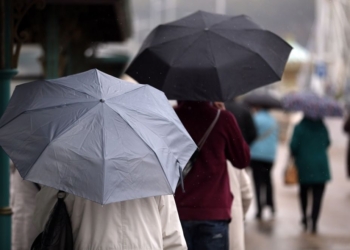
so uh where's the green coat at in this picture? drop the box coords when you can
[290,118,331,184]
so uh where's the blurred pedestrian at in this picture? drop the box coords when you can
[290,116,331,234]
[174,101,250,250]
[33,187,187,250]
[225,100,257,146]
[250,107,279,219]
[343,115,350,178]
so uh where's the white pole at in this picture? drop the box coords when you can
[310,0,328,95]
[215,0,226,14]
[165,0,177,22]
[149,0,162,30]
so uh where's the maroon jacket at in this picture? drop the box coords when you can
[174,101,250,221]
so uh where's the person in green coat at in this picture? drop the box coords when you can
[290,117,331,234]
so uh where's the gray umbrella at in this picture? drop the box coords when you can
[0,69,196,204]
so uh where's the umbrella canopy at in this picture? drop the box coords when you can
[243,93,282,109]
[0,69,196,204]
[126,10,292,101]
[282,92,343,119]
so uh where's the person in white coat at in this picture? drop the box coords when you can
[227,162,253,250]
[10,164,39,250]
[33,186,187,250]
[223,101,254,250]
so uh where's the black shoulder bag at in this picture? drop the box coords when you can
[31,190,73,250]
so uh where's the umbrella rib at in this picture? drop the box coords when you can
[211,15,253,30]
[170,33,206,67]
[209,31,264,56]
[48,79,98,99]
[25,100,98,112]
[202,31,218,67]
[109,87,179,142]
[165,24,202,29]
[147,87,195,145]
[0,101,98,129]
[108,86,194,159]
[199,11,209,28]
[95,69,106,98]
[95,69,102,95]
[102,104,106,203]
[22,102,101,179]
[213,66,225,101]
[209,31,281,80]
[147,30,203,50]
[145,87,197,161]
[105,85,147,101]
[205,30,226,99]
[104,104,174,193]
[0,80,98,129]
[215,29,290,62]
[212,27,261,32]
[117,107,175,192]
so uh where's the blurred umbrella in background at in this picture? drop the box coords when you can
[126,10,292,101]
[243,93,282,109]
[282,92,343,119]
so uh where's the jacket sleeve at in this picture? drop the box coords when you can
[159,195,187,250]
[239,169,253,215]
[290,126,300,157]
[244,111,258,146]
[344,116,350,133]
[225,112,251,168]
[324,125,331,148]
[11,169,39,249]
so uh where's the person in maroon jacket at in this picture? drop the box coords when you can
[174,101,250,250]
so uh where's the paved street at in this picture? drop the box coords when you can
[244,118,350,250]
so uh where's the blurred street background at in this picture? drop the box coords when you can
[245,117,350,250]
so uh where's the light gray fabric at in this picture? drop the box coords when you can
[227,161,253,250]
[11,167,38,250]
[0,69,196,204]
[34,186,187,250]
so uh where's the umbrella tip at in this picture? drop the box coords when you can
[100,99,105,103]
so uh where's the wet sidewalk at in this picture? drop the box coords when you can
[245,118,350,250]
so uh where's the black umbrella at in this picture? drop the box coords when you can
[243,93,282,109]
[126,11,292,101]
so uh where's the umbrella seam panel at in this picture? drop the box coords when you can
[104,104,175,194]
[147,29,203,49]
[169,33,207,67]
[96,69,107,203]
[22,102,101,179]
[209,31,282,80]
[48,78,99,100]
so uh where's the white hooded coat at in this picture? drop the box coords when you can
[227,162,253,250]
[33,186,187,250]
[11,167,39,250]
